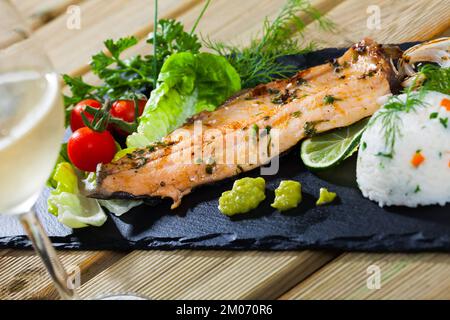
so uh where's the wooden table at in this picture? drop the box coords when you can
[1,0,449,300]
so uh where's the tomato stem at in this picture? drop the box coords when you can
[82,99,140,134]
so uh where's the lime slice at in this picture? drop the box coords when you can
[300,118,370,170]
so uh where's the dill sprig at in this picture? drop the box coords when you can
[369,64,449,158]
[370,80,427,158]
[204,0,334,88]
[371,91,426,158]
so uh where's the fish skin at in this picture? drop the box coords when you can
[92,38,398,209]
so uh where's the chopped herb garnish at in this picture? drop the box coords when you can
[135,158,148,169]
[439,117,448,128]
[297,78,307,85]
[268,88,280,95]
[323,95,340,105]
[271,90,291,104]
[414,185,421,193]
[361,141,367,150]
[205,165,214,175]
[376,152,393,159]
[271,94,284,104]
[429,112,438,119]
[252,124,259,135]
[291,111,302,118]
[304,121,317,137]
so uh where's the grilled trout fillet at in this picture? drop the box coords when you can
[93,39,397,208]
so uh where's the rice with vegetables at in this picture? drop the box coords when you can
[357,91,450,207]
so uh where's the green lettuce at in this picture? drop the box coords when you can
[47,162,107,228]
[127,52,241,147]
[98,199,143,217]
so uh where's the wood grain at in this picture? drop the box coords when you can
[281,253,450,300]
[0,249,127,299]
[300,0,450,48]
[11,0,84,30]
[29,0,200,75]
[77,251,337,300]
[176,0,339,46]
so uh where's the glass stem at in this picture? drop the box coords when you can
[19,210,77,300]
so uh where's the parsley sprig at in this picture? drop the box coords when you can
[63,36,154,109]
[62,20,202,122]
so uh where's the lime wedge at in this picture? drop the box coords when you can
[300,118,370,170]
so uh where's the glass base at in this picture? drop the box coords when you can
[96,293,149,300]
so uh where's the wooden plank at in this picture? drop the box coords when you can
[11,0,84,30]
[280,253,450,300]
[0,249,128,299]
[30,0,200,76]
[77,251,337,299]
[176,0,342,46]
[300,0,450,47]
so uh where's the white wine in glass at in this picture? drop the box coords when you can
[0,0,75,299]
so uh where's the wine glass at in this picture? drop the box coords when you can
[0,0,75,299]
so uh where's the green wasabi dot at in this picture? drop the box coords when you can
[271,180,302,211]
[218,177,266,216]
[316,188,337,206]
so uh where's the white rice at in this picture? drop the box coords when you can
[357,91,450,207]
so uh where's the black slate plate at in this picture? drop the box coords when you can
[1,43,449,252]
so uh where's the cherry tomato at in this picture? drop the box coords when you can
[110,99,146,136]
[111,99,146,122]
[70,99,102,132]
[68,127,117,172]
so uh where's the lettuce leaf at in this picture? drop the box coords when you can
[49,192,107,229]
[127,52,241,147]
[47,143,69,189]
[47,162,107,228]
[98,199,143,217]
